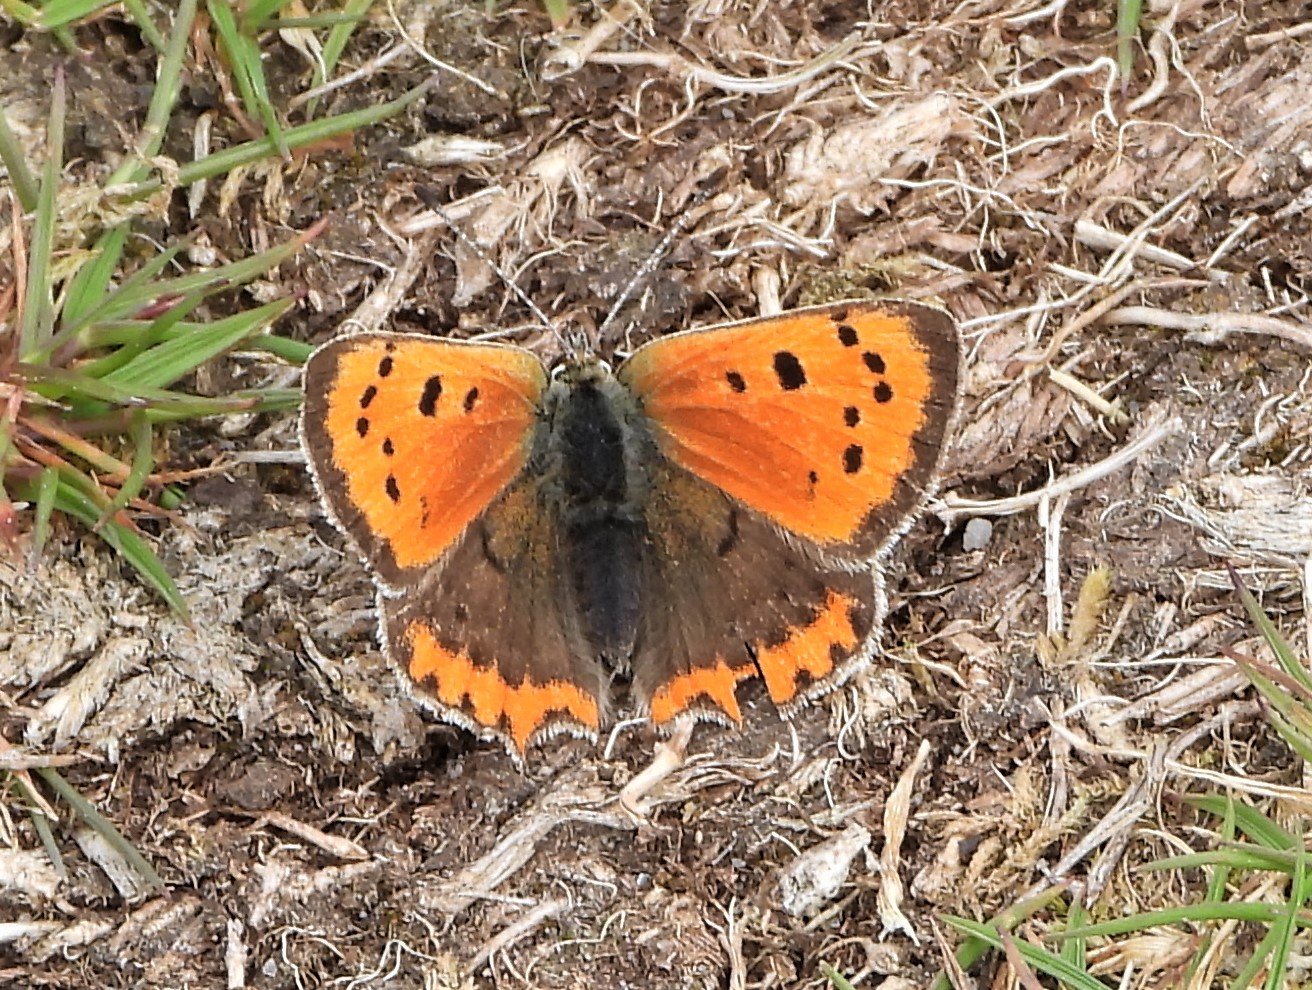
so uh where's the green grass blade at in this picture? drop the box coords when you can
[1187,798,1238,983]
[76,283,220,380]
[57,238,195,341]
[20,69,65,357]
[1117,0,1143,80]
[47,480,186,616]
[933,885,1072,989]
[86,315,305,358]
[1187,794,1297,850]
[72,390,291,432]
[32,0,114,27]
[107,0,197,186]
[121,79,437,196]
[1265,706,1312,765]
[242,0,287,26]
[32,465,60,563]
[1061,900,1087,970]
[251,333,313,364]
[309,0,374,116]
[121,0,166,50]
[73,223,321,330]
[1232,925,1285,989]
[1063,901,1312,939]
[0,103,40,209]
[0,0,40,27]
[1266,838,1308,989]
[22,364,264,415]
[208,0,290,157]
[1229,564,1310,689]
[8,774,67,879]
[36,767,165,890]
[818,962,856,990]
[94,410,154,530]
[29,804,67,879]
[102,297,295,390]
[1148,848,1299,875]
[942,917,1109,990]
[275,12,364,29]
[75,285,214,380]
[323,0,374,61]
[539,0,572,28]
[60,225,132,332]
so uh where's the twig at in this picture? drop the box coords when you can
[938,413,1179,526]
[1102,306,1312,350]
[467,898,569,974]
[878,738,930,942]
[581,34,862,95]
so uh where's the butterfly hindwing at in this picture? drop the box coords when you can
[382,473,605,755]
[630,456,879,725]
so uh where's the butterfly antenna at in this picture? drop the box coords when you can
[416,186,558,341]
[597,170,727,338]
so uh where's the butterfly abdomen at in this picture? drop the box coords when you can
[545,368,648,668]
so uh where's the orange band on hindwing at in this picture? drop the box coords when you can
[647,658,749,725]
[753,589,863,706]
[405,622,600,752]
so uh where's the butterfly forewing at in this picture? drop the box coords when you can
[301,334,547,586]
[619,301,960,559]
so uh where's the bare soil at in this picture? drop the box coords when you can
[4,1,1312,988]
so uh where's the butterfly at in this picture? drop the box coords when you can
[300,300,961,759]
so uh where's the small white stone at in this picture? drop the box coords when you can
[962,517,993,552]
[777,822,872,918]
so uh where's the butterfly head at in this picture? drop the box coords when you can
[550,351,614,385]
[543,323,598,370]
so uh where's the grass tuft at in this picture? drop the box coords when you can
[1,0,429,614]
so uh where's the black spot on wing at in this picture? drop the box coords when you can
[773,351,806,390]
[419,375,443,416]
[385,475,400,502]
[843,406,860,427]
[873,381,894,403]
[378,355,394,377]
[464,387,480,412]
[843,444,863,474]
[863,351,886,374]
[716,509,740,557]
[356,417,369,437]
[360,385,377,409]
[836,323,858,346]
[725,370,747,393]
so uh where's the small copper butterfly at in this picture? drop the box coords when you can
[300,300,961,758]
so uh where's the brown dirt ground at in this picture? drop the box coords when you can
[4,1,1312,987]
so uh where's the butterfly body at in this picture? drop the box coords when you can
[535,359,650,671]
[301,301,961,758]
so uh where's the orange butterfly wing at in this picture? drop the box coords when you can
[301,334,604,756]
[619,301,960,558]
[301,334,546,585]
